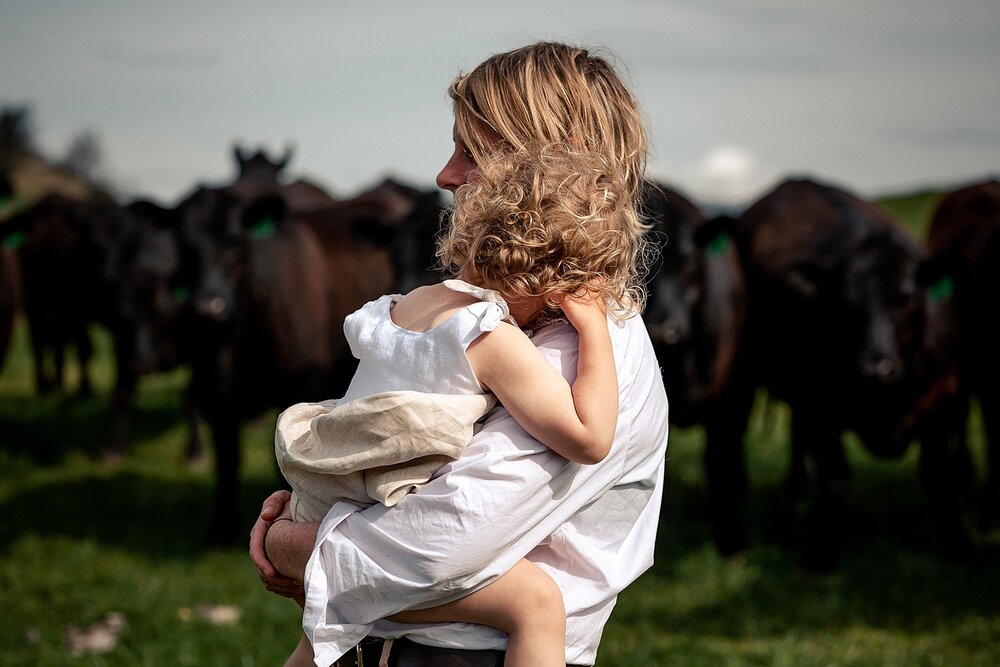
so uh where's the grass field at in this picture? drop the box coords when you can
[1,192,998,666]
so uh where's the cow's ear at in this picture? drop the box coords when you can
[694,215,737,256]
[916,252,963,302]
[277,145,294,172]
[242,194,286,239]
[233,144,248,169]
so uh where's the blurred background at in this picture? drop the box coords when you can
[3,0,998,206]
[1,1,998,665]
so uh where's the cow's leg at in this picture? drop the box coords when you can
[105,367,136,461]
[794,410,848,572]
[207,410,242,546]
[919,395,974,559]
[55,342,67,392]
[74,325,94,397]
[979,387,1000,533]
[183,385,206,465]
[104,331,136,460]
[28,323,52,394]
[785,425,810,502]
[704,385,755,556]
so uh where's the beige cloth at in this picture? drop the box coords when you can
[275,391,497,522]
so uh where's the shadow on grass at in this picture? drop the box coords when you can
[0,388,188,466]
[0,468,285,559]
[645,423,1000,644]
[631,538,1000,638]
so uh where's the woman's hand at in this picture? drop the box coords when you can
[248,490,305,605]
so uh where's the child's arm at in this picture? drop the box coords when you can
[466,294,617,464]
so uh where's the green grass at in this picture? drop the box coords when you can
[877,188,943,239]
[1,192,997,666]
[2,326,997,666]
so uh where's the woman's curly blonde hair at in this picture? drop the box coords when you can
[438,42,653,325]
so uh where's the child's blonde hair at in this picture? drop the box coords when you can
[438,41,652,324]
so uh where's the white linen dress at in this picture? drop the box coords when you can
[275,279,512,521]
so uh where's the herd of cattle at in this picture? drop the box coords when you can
[0,147,997,568]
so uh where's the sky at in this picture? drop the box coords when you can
[1,0,998,208]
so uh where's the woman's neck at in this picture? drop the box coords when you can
[505,296,546,328]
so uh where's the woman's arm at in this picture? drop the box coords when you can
[467,294,617,464]
[265,519,321,582]
[249,490,318,606]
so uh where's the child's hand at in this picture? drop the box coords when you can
[557,288,608,332]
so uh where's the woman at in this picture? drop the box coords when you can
[251,41,668,667]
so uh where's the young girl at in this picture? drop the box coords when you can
[269,42,652,667]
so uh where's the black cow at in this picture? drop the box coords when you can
[351,177,445,291]
[0,171,17,372]
[642,182,753,552]
[0,246,17,373]
[100,149,337,462]
[926,179,1000,530]
[0,194,121,395]
[0,169,12,208]
[718,178,967,569]
[100,199,206,461]
[175,182,397,542]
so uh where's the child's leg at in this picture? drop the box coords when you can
[282,633,314,667]
[388,558,566,667]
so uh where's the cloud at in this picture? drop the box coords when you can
[680,144,777,207]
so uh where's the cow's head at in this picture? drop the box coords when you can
[112,200,187,373]
[842,228,923,386]
[642,184,749,421]
[643,184,732,349]
[176,187,287,327]
[176,186,245,325]
[233,144,292,183]
[3,195,122,314]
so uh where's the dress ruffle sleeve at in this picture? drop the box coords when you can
[442,279,517,329]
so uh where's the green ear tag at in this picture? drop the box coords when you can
[0,196,10,211]
[3,229,26,250]
[929,275,954,302]
[707,232,730,256]
[249,216,278,239]
[171,286,190,304]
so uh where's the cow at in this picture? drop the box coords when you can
[174,181,398,543]
[0,246,17,374]
[172,158,440,542]
[100,198,206,462]
[0,169,12,209]
[925,179,1000,531]
[229,147,444,270]
[100,140,338,462]
[641,182,754,553]
[0,194,121,395]
[0,171,17,372]
[343,177,445,291]
[717,177,967,570]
